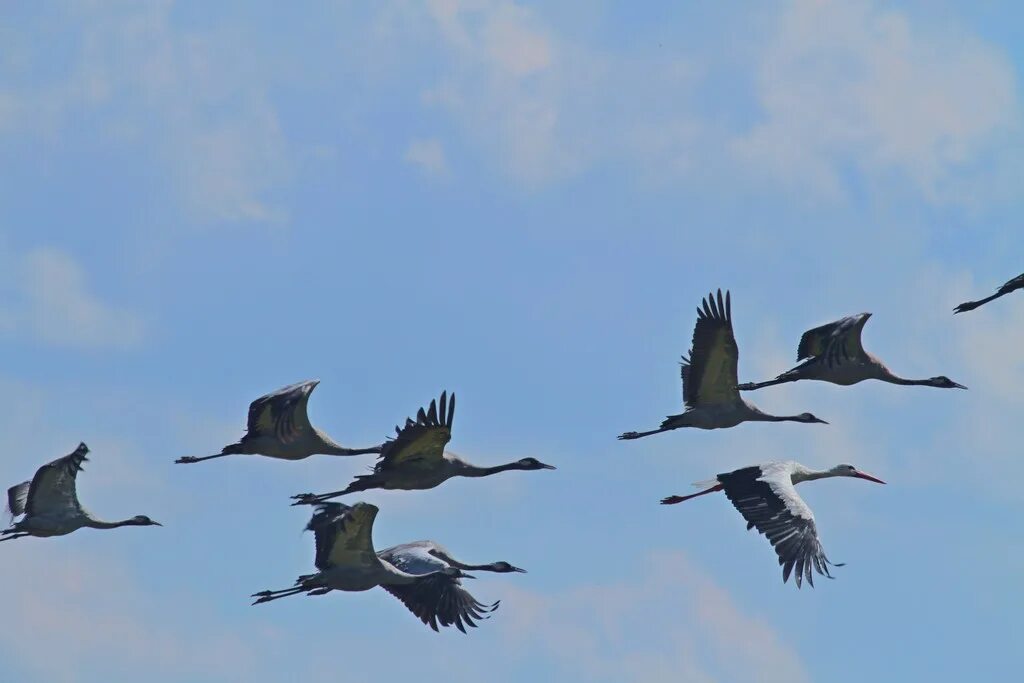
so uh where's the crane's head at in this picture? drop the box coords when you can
[129,515,163,527]
[516,457,556,471]
[929,376,967,390]
[834,464,886,484]
[488,561,527,573]
[796,412,829,424]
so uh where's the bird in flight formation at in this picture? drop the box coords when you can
[3,443,161,542]
[737,312,966,391]
[661,461,885,586]
[3,273,1012,620]
[251,502,524,632]
[618,290,827,440]
[954,272,1024,313]
[176,379,383,465]
[291,391,555,506]
[619,286,979,587]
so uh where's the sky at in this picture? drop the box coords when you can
[1,1,1022,681]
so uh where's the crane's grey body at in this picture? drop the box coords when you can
[251,503,456,604]
[291,392,555,505]
[737,313,966,391]
[377,541,525,632]
[176,380,382,464]
[2,443,161,542]
[955,272,1024,313]
[618,290,827,441]
[661,460,885,587]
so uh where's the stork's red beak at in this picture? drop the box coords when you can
[855,470,886,484]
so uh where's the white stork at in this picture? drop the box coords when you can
[737,313,966,391]
[618,289,828,440]
[661,461,885,587]
[176,380,382,464]
[290,391,555,505]
[955,272,1024,313]
[2,443,161,541]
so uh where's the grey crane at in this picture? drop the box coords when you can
[252,502,458,604]
[661,460,885,587]
[377,541,526,632]
[2,443,161,542]
[736,313,966,391]
[618,290,828,441]
[291,391,555,505]
[176,380,382,464]
[954,272,1024,313]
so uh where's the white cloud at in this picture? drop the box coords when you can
[0,2,288,225]
[404,138,449,177]
[498,550,810,683]
[0,246,143,350]
[731,0,1019,202]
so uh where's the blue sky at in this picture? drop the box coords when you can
[1,1,1022,681]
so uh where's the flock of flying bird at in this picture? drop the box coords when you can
[2,271,1021,632]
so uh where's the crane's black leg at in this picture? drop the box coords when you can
[617,428,669,440]
[175,452,235,465]
[0,532,30,543]
[251,587,306,605]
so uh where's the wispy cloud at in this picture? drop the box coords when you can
[0,246,143,350]
[0,3,289,225]
[404,138,449,177]
[498,550,811,683]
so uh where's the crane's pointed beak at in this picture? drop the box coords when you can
[854,470,886,485]
[511,566,527,573]
[952,381,968,390]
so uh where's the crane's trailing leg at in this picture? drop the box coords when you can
[617,428,669,440]
[251,587,307,605]
[0,532,30,542]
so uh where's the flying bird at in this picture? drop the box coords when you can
[377,541,526,633]
[954,272,1024,314]
[661,461,885,587]
[618,290,828,440]
[176,380,382,464]
[659,462,884,585]
[291,391,555,505]
[2,443,161,542]
[736,313,966,391]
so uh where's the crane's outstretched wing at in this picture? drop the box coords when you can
[6,480,30,518]
[383,574,499,633]
[718,464,841,588]
[373,392,454,473]
[24,443,90,518]
[682,290,738,408]
[306,502,379,571]
[245,380,319,444]
[796,313,870,367]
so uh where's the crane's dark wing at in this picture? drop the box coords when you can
[718,465,841,588]
[682,290,738,408]
[245,380,319,444]
[374,392,454,473]
[25,443,90,517]
[306,502,378,571]
[6,481,30,517]
[383,575,499,633]
[796,314,870,366]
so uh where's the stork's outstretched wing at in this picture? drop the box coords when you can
[373,392,454,473]
[245,380,319,444]
[24,443,90,518]
[682,290,738,408]
[718,464,841,588]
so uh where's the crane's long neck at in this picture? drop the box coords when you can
[317,431,381,456]
[84,518,139,530]
[750,413,806,423]
[884,375,933,387]
[460,462,521,478]
[791,468,838,484]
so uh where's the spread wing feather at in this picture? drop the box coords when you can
[681,290,738,408]
[24,443,90,518]
[373,391,454,473]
